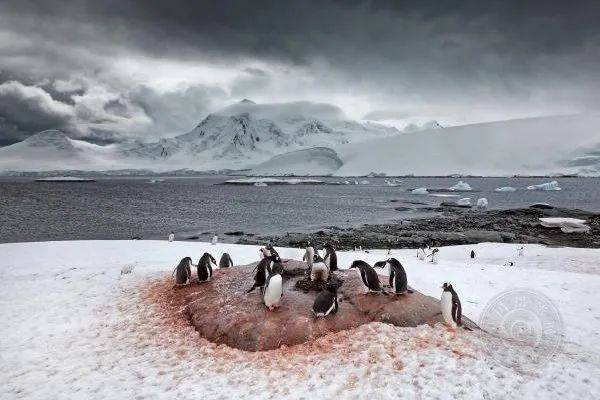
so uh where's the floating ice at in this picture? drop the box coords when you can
[449,181,472,191]
[539,217,590,233]
[495,186,516,192]
[527,181,561,191]
[456,198,471,206]
[476,198,488,209]
[411,187,429,195]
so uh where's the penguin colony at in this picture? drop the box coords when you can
[171,241,470,330]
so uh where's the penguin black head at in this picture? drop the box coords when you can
[441,282,453,291]
[349,260,368,269]
[373,260,387,269]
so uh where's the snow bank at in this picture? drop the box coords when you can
[540,217,591,233]
[495,186,517,192]
[527,180,562,191]
[449,180,472,191]
[411,187,429,195]
[223,177,325,185]
[1,240,599,399]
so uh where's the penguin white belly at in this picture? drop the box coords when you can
[311,262,329,281]
[264,275,283,308]
[441,292,456,327]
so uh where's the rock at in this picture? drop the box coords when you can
[440,201,471,209]
[224,231,245,236]
[463,230,504,243]
[157,260,448,351]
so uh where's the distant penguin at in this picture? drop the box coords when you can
[197,253,216,282]
[211,235,218,245]
[417,248,426,261]
[303,242,315,269]
[168,232,175,242]
[429,248,439,264]
[323,243,338,272]
[219,253,233,269]
[247,252,277,294]
[375,258,412,295]
[263,269,283,310]
[312,284,339,317]
[441,283,470,330]
[173,257,192,285]
[311,253,330,282]
[517,246,525,257]
[470,250,476,259]
[349,260,387,294]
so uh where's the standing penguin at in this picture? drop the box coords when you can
[247,251,277,294]
[211,235,218,245]
[470,250,476,259]
[310,253,330,282]
[440,283,470,330]
[173,257,192,285]
[263,268,283,311]
[219,253,233,269]
[168,232,175,242]
[312,284,339,316]
[303,242,315,269]
[429,248,440,264]
[375,258,412,295]
[349,260,387,294]
[323,243,338,272]
[197,252,216,283]
[265,244,281,262]
[517,246,525,257]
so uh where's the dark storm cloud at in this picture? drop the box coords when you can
[0,0,599,143]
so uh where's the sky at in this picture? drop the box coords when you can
[1,0,599,145]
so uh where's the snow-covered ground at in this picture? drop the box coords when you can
[1,240,599,399]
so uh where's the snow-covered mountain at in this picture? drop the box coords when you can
[0,100,401,172]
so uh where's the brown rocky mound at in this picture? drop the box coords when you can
[160,259,452,351]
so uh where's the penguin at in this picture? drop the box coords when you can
[265,244,281,263]
[440,283,470,330]
[470,250,476,259]
[211,235,218,245]
[173,257,192,285]
[375,258,413,295]
[417,248,426,261]
[323,243,338,272]
[517,246,525,257]
[349,260,387,294]
[263,268,283,311]
[429,248,439,264]
[219,253,233,269]
[168,232,175,242]
[197,253,216,283]
[310,253,329,282]
[303,242,315,270]
[247,252,277,294]
[312,284,339,317]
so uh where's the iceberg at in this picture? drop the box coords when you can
[539,217,590,233]
[495,186,517,192]
[476,198,488,209]
[527,181,561,191]
[224,177,324,185]
[449,181,472,191]
[411,187,429,195]
[457,198,472,206]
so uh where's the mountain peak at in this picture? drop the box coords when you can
[239,99,256,104]
[23,130,75,150]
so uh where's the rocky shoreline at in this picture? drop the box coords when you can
[237,204,600,250]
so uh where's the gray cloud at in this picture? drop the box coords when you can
[0,0,599,144]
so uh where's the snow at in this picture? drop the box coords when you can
[539,217,591,233]
[250,147,342,176]
[335,113,600,176]
[527,180,562,191]
[495,186,517,192]
[224,177,324,185]
[1,240,599,399]
[35,176,93,182]
[449,180,472,191]
[411,187,429,195]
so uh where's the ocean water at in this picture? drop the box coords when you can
[0,176,598,243]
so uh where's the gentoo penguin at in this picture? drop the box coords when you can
[219,253,233,269]
[263,269,283,311]
[211,235,218,245]
[517,246,524,257]
[311,253,330,282]
[349,260,387,294]
[312,284,339,317]
[173,257,192,285]
[168,232,175,242]
[323,243,338,272]
[470,250,476,259]
[265,244,281,262]
[429,248,439,264]
[303,242,315,269]
[417,248,426,261]
[247,251,277,294]
[197,253,216,283]
[375,258,412,295]
[440,283,470,330]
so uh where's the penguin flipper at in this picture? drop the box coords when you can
[389,269,395,288]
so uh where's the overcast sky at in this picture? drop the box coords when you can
[1,0,599,145]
